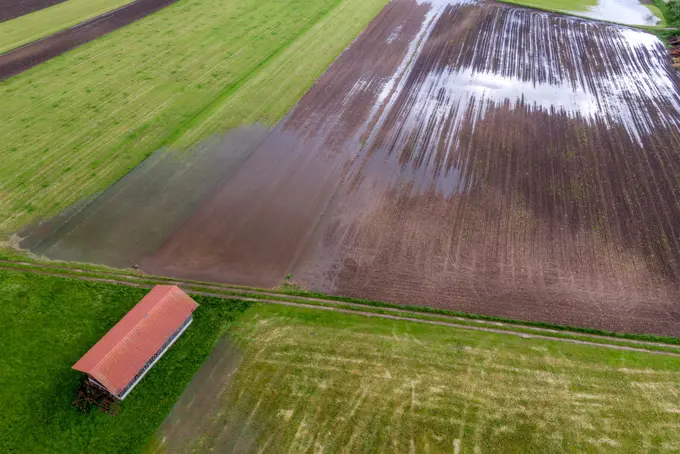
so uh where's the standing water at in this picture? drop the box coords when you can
[568,0,662,25]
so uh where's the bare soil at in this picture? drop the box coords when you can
[142,0,680,336]
[0,0,65,22]
[0,0,175,79]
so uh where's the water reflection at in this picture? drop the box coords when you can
[568,0,661,26]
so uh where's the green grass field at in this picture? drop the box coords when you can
[0,0,136,55]
[153,304,680,453]
[0,0,388,236]
[4,268,680,452]
[0,269,250,452]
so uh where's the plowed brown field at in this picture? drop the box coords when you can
[52,0,680,335]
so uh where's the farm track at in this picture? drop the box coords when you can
[144,0,680,336]
[2,259,680,355]
[0,0,65,22]
[0,0,175,80]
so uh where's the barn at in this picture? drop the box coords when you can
[73,285,198,402]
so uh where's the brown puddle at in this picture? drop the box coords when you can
[23,0,680,335]
[20,124,269,268]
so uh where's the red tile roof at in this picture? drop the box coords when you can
[73,285,198,397]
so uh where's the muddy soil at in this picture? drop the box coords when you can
[0,0,175,79]
[141,0,680,336]
[0,0,65,22]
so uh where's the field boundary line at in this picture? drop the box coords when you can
[1,258,678,348]
[3,260,680,355]
[2,258,679,348]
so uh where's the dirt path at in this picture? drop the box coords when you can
[2,259,680,356]
[0,0,66,22]
[0,0,175,80]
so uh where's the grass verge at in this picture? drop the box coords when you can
[0,0,388,235]
[2,250,680,347]
[646,4,668,27]
[0,0,136,55]
[150,304,680,452]
[0,268,250,452]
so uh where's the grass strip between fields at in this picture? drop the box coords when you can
[0,0,137,55]
[2,252,680,354]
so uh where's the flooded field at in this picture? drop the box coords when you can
[26,0,680,334]
[21,125,269,267]
[142,0,680,335]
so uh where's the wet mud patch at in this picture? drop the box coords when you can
[290,3,680,334]
[20,124,269,268]
[292,3,680,334]
[142,0,435,286]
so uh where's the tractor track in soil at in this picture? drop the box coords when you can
[0,0,175,80]
[2,259,680,356]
